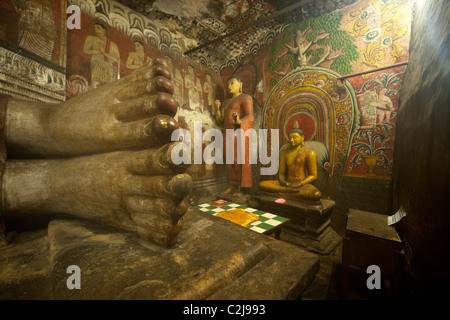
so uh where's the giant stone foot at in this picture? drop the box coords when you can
[1,58,192,247]
[6,58,179,157]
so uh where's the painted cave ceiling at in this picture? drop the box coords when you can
[115,0,359,71]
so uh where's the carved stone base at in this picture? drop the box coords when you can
[255,193,342,255]
[281,224,342,255]
[0,208,319,299]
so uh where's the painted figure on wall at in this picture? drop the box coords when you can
[358,87,395,128]
[83,21,120,87]
[347,71,402,177]
[214,75,254,196]
[126,38,150,70]
[164,56,184,106]
[356,71,400,129]
[203,73,215,114]
[259,128,322,202]
[185,65,203,111]
[17,0,57,60]
[375,87,394,124]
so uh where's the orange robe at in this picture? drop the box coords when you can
[221,93,254,188]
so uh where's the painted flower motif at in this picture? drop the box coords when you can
[294,78,303,86]
[336,112,351,126]
[362,28,382,43]
[380,36,393,48]
[322,162,331,171]
[359,10,369,20]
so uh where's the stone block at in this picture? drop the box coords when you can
[255,193,342,254]
[0,208,319,299]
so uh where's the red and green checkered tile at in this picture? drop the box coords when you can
[194,200,289,234]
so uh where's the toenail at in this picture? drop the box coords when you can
[150,115,178,142]
[155,77,174,95]
[155,65,171,80]
[167,174,192,198]
[156,93,178,116]
[154,57,169,68]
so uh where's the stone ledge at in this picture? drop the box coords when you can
[0,208,319,299]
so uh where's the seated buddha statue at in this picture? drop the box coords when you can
[259,128,322,202]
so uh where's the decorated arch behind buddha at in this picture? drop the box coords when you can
[262,67,359,197]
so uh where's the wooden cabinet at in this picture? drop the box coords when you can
[342,209,404,298]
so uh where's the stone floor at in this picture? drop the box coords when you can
[0,212,320,300]
[288,238,400,300]
[193,196,400,300]
[2,207,404,300]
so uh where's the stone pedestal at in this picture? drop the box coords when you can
[0,208,319,299]
[255,193,342,254]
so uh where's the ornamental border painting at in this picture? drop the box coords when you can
[262,67,359,197]
[0,0,67,102]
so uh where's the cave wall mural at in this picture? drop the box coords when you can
[0,0,67,102]
[219,0,413,199]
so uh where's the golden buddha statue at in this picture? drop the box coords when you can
[259,128,322,202]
